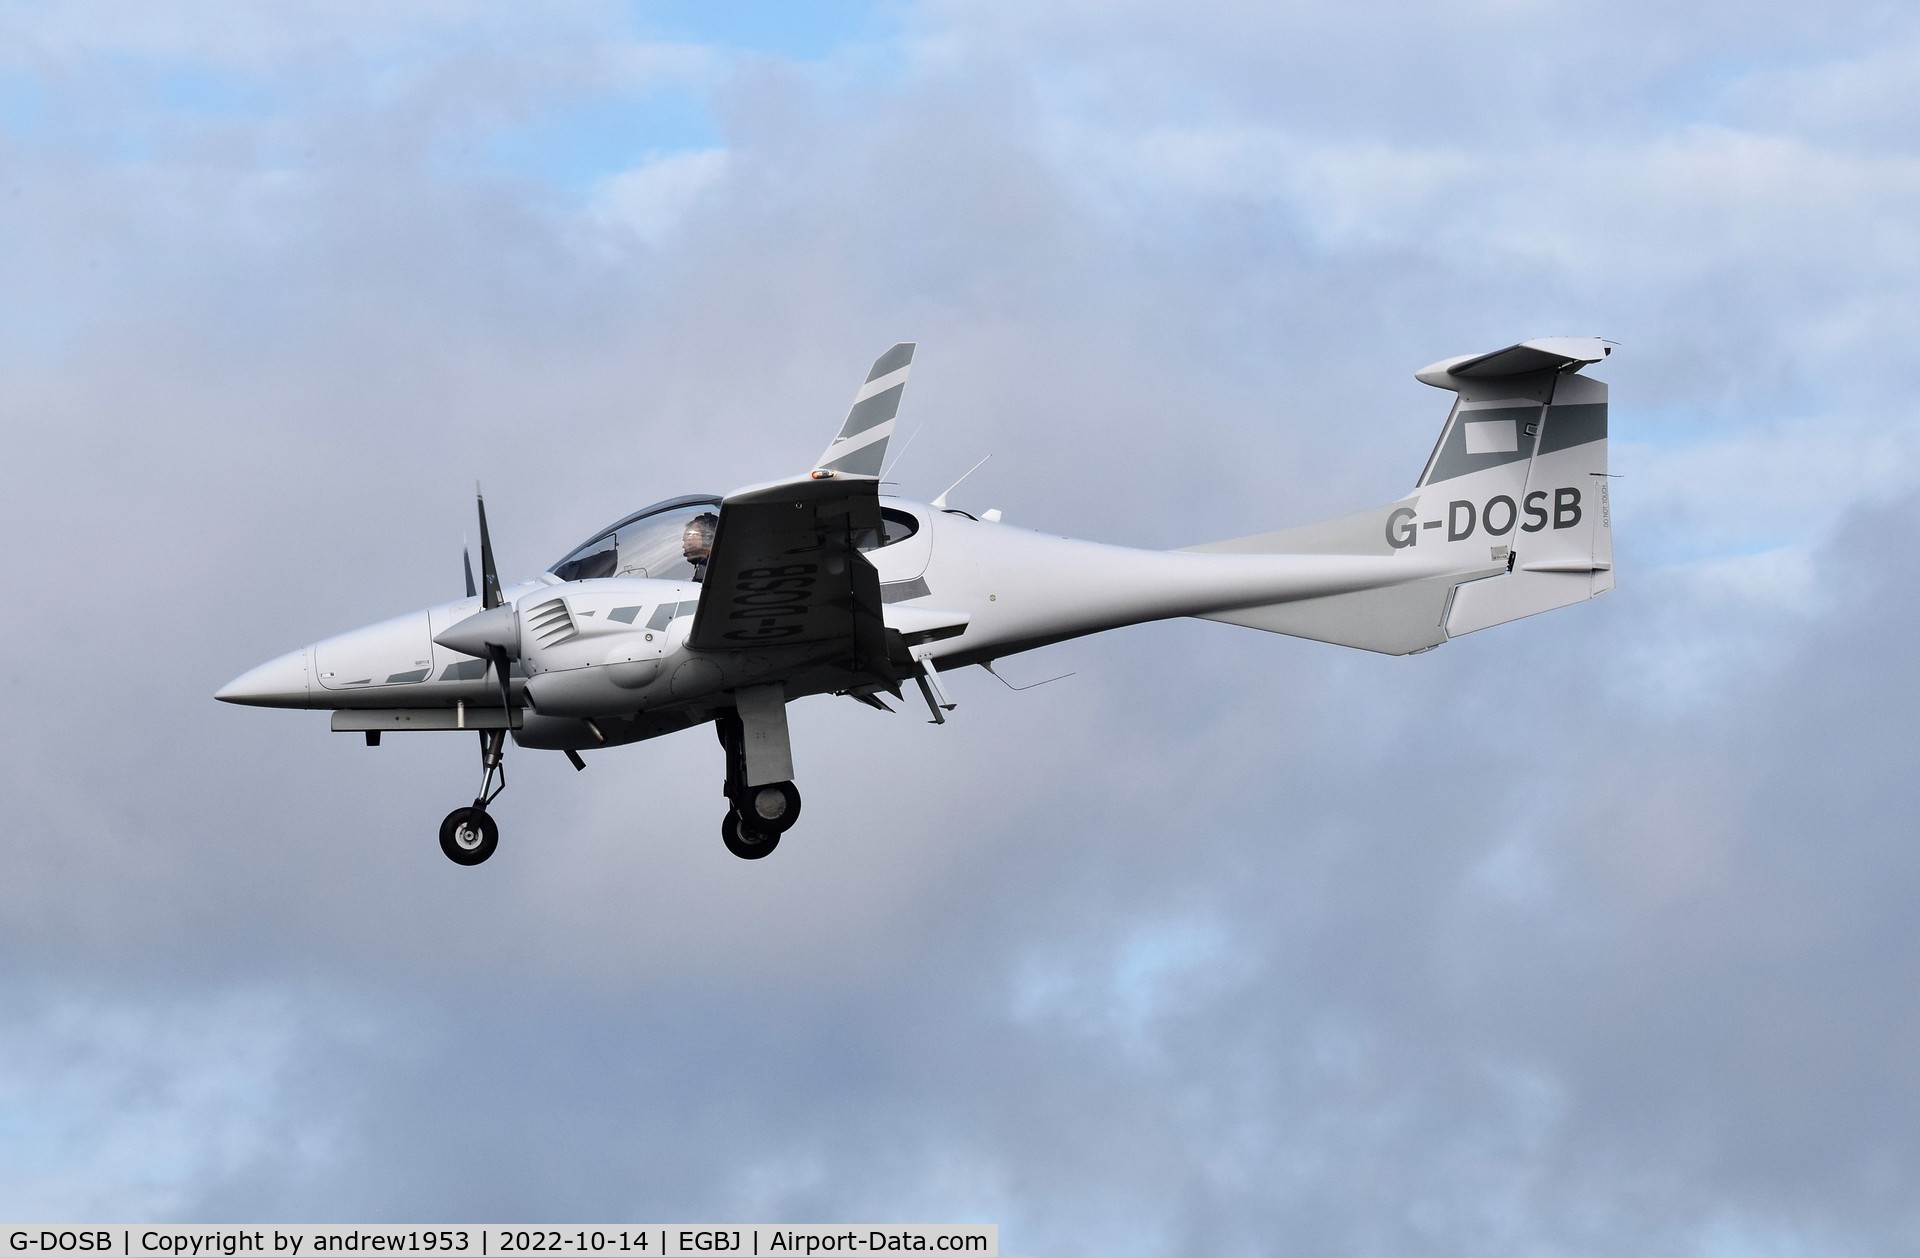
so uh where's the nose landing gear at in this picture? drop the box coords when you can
[439,727,507,865]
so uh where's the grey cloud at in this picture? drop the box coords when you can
[25,495,1915,1254]
[4,1,1920,1253]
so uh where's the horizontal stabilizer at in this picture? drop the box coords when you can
[1416,337,1610,388]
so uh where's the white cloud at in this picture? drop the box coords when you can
[1722,35,1920,151]
[585,148,730,250]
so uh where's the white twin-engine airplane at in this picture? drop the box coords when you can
[218,337,1614,865]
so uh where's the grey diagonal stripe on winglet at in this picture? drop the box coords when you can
[866,342,915,382]
[818,438,890,476]
[838,382,906,439]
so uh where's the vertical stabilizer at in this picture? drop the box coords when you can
[1187,337,1613,653]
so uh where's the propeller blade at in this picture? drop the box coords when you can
[465,487,514,715]
[489,644,513,714]
[463,540,477,600]
[476,485,502,610]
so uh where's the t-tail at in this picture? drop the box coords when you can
[1187,336,1613,654]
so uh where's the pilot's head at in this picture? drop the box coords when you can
[683,512,718,564]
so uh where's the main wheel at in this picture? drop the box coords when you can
[722,810,780,860]
[439,807,499,866]
[742,780,802,834]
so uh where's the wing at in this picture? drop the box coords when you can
[687,473,895,681]
[689,343,922,674]
[814,342,914,476]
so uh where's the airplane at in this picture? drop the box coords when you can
[216,336,1615,865]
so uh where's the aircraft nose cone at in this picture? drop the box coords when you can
[215,647,313,708]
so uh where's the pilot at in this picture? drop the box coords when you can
[683,512,719,582]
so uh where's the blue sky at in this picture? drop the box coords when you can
[1,1,906,191]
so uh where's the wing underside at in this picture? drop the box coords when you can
[687,475,895,682]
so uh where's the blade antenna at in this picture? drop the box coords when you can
[475,483,502,610]
[931,454,991,510]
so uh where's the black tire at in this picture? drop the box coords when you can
[741,780,802,833]
[439,807,499,866]
[722,810,780,860]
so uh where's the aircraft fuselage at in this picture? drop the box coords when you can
[216,494,1454,751]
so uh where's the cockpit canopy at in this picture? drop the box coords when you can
[549,495,723,583]
[549,495,926,584]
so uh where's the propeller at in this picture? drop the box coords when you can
[435,487,524,822]
[437,486,519,716]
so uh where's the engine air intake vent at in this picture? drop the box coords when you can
[524,597,578,646]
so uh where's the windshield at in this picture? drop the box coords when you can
[549,495,723,583]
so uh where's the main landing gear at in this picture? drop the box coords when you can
[715,710,801,860]
[440,728,506,865]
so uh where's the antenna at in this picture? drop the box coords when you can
[932,455,991,510]
[879,423,925,485]
[982,660,1074,692]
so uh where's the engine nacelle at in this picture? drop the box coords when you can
[523,658,662,717]
[506,578,690,716]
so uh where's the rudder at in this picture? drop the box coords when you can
[1435,343,1613,637]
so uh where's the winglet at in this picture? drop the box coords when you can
[815,343,915,477]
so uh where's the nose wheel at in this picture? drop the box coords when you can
[440,807,499,865]
[439,727,508,865]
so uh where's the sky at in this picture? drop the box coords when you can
[2,0,1919,1252]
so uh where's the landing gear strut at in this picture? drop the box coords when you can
[440,728,506,865]
[715,710,801,860]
